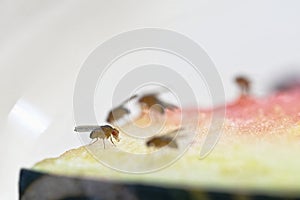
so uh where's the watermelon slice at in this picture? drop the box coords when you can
[20,86,300,199]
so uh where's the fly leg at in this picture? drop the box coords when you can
[110,137,116,147]
[90,138,98,145]
[102,139,106,149]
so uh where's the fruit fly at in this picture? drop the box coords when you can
[74,125,120,148]
[235,75,251,96]
[138,93,178,114]
[146,128,183,148]
[106,95,138,123]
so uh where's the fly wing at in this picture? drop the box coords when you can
[167,127,184,134]
[116,94,138,108]
[142,87,170,97]
[160,127,185,139]
[167,140,178,148]
[163,128,187,148]
[158,100,179,110]
[123,94,138,104]
[74,125,101,132]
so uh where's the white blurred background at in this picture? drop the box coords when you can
[1,1,300,199]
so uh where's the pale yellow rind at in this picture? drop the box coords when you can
[33,120,300,195]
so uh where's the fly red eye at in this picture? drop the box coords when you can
[112,130,118,136]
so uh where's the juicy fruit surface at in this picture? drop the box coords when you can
[225,88,300,134]
[33,88,300,195]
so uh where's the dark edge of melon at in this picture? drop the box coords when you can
[19,168,299,200]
